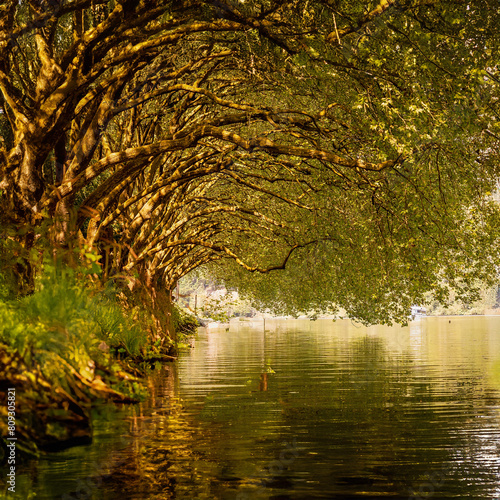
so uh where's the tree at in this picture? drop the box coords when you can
[1,0,500,327]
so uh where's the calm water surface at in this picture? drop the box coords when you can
[13,317,500,499]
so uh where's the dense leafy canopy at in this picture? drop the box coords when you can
[1,0,500,324]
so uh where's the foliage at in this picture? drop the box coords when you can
[172,305,199,336]
[211,194,500,324]
[0,244,150,388]
[425,283,499,317]
[198,291,237,323]
[1,1,500,324]
[1,262,146,357]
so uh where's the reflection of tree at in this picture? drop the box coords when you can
[94,366,225,499]
[26,323,500,499]
[83,328,500,498]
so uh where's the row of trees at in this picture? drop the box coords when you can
[1,0,500,328]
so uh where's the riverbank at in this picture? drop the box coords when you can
[0,249,197,460]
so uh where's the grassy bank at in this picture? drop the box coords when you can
[0,243,196,458]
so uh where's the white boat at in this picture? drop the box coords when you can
[410,306,427,320]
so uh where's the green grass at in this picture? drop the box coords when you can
[0,256,148,375]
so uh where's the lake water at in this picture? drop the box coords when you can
[11,316,500,499]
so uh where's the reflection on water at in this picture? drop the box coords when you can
[10,317,500,499]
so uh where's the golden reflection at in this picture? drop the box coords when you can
[17,318,500,499]
[259,373,269,391]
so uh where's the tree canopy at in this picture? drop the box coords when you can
[1,0,500,325]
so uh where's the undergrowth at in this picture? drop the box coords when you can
[0,240,156,414]
[0,254,148,365]
[0,224,199,456]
